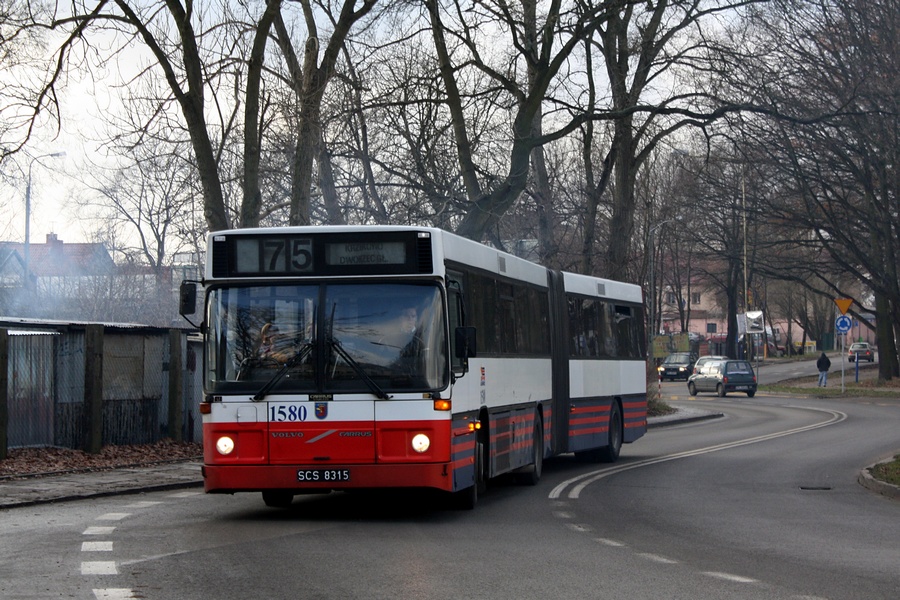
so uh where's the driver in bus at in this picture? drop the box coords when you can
[256,322,292,363]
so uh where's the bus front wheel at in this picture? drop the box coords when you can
[452,439,484,510]
[262,490,294,508]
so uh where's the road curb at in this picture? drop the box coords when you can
[858,460,900,501]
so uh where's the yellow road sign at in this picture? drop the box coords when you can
[834,298,852,315]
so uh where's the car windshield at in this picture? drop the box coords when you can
[726,361,753,375]
[204,282,448,395]
[664,353,692,365]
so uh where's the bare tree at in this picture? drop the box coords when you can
[271,0,379,225]
[730,0,900,378]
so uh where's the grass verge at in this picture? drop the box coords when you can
[869,456,900,487]
[761,376,900,398]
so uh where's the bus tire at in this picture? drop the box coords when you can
[517,416,543,486]
[597,401,623,463]
[576,402,622,463]
[262,490,294,508]
[452,438,484,510]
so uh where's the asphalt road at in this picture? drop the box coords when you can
[2,384,897,600]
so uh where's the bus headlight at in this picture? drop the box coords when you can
[216,436,235,455]
[411,434,430,453]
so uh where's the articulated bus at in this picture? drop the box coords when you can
[180,226,647,509]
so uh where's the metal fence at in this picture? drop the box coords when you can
[2,323,201,451]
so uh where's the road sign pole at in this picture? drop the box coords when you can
[834,313,852,394]
[841,335,847,395]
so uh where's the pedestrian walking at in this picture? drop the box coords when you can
[817,352,831,387]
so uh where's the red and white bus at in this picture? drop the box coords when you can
[180,226,647,508]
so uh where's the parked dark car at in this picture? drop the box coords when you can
[687,359,757,397]
[848,342,874,362]
[658,352,697,381]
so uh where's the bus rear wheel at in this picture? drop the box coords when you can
[597,401,622,463]
[575,401,622,463]
[517,416,543,486]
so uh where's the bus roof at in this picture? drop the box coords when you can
[562,270,643,304]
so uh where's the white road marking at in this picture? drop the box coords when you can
[701,571,758,583]
[168,491,203,498]
[637,552,678,564]
[82,541,113,552]
[93,589,137,599]
[96,513,131,521]
[594,537,626,547]
[550,408,847,499]
[566,523,592,533]
[81,561,118,575]
[123,501,162,508]
[84,526,116,535]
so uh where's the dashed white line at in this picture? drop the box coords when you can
[93,589,137,599]
[701,571,758,583]
[168,491,203,498]
[97,513,131,521]
[81,561,118,575]
[637,552,678,564]
[123,501,162,508]
[82,541,113,552]
[594,537,626,547]
[565,523,592,533]
[84,526,116,535]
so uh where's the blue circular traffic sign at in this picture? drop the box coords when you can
[835,315,852,333]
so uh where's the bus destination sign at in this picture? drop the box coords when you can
[213,230,431,278]
[325,241,405,266]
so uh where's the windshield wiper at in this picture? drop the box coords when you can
[253,342,315,402]
[327,336,391,400]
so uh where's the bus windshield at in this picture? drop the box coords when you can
[205,282,448,395]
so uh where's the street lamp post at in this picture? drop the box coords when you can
[23,151,66,289]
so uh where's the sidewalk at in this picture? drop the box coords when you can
[0,460,203,509]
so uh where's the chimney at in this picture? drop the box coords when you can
[47,232,61,245]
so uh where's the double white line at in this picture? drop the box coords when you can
[550,407,847,500]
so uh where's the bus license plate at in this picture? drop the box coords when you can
[297,468,351,482]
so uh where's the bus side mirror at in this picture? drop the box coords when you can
[455,326,477,359]
[179,281,198,316]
